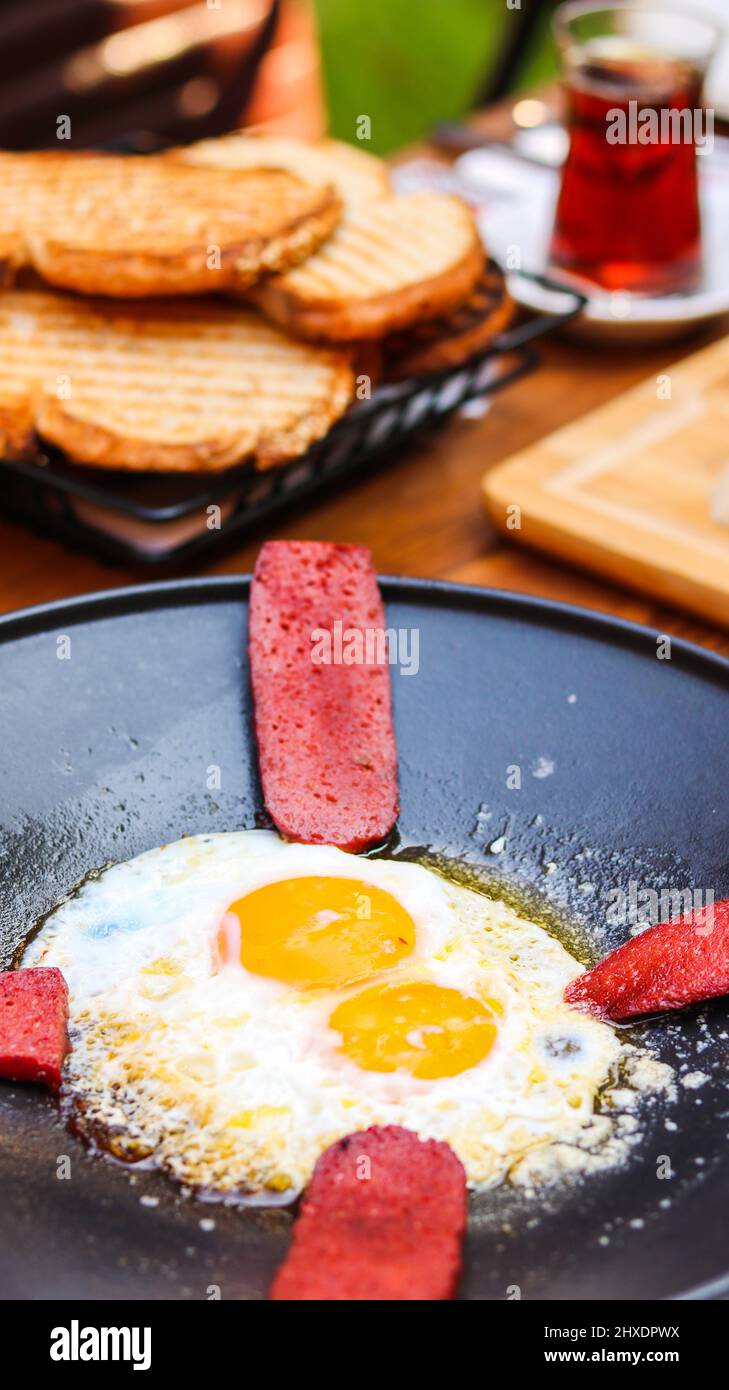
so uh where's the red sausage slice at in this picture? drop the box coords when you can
[248,541,399,852]
[269,1125,468,1301]
[0,967,69,1090]
[565,898,729,1021]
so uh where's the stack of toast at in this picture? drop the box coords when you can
[0,134,513,475]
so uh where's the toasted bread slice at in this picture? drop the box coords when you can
[249,193,485,341]
[0,151,341,298]
[179,133,391,207]
[0,292,355,472]
[383,263,515,380]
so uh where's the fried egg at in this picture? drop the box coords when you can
[23,831,622,1197]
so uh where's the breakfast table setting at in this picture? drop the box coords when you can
[5,0,729,1327]
[2,97,728,657]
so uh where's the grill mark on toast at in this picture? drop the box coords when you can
[0,292,354,469]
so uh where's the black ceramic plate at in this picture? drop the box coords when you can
[1,577,728,1302]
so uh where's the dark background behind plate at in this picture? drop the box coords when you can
[1,577,728,1301]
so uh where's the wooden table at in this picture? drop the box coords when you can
[2,101,728,657]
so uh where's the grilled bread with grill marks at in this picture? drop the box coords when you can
[0,291,355,472]
[249,193,485,342]
[0,152,341,298]
[383,263,515,380]
[178,133,391,207]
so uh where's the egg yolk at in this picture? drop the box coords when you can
[225,877,416,988]
[329,981,499,1079]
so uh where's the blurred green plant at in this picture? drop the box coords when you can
[314,0,558,153]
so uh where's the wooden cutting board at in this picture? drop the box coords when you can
[483,333,729,626]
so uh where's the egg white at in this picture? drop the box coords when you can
[23,831,623,1197]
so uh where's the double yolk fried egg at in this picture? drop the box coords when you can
[23,831,622,1197]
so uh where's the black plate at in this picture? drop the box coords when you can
[1,576,728,1301]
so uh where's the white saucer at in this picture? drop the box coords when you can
[457,144,729,344]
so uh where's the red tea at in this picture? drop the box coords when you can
[550,40,705,293]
